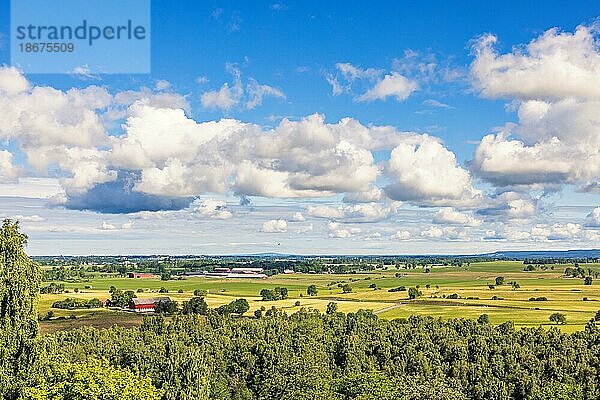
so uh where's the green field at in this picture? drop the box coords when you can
[39,261,600,334]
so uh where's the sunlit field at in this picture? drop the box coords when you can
[39,261,600,334]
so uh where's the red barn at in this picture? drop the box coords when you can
[129,297,170,312]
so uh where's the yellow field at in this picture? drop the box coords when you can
[38,261,600,334]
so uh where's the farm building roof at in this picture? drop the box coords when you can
[131,297,171,305]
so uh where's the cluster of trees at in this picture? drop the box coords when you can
[154,299,179,315]
[182,296,209,315]
[306,284,318,296]
[41,265,88,282]
[565,265,599,281]
[260,287,288,301]
[215,298,250,316]
[163,296,249,317]
[39,282,65,294]
[523,264,555,272]
[408,287,422,299]
[342,284,353,293]
[549,312,567,325]
[51,297,103,309]
[109,287,137,308]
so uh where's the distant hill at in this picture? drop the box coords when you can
[483,249,600,259]
[235,252,293,257]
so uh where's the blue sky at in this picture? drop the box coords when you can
[0,0,599,255]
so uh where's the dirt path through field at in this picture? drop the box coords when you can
[374,303,404,314]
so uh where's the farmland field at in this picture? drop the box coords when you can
[39,261,600,334]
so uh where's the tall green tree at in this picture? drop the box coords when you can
[0,220,41,398]
[182,296,209,315]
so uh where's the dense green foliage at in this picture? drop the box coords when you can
[20,359,162,399]
[182,296,209,315]
[110,288,137,308]
[154,299,179,315]
[27,311,600,400]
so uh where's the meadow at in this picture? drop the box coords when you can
[39,260,600,333]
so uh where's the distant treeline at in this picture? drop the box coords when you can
[523,258,600,265]
[37,256,498,281]
[40,255,600,283]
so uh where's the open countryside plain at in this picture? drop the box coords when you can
[39,260,600,333]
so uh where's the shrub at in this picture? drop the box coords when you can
[529,297,548,302]
[408,287,422,299]
[549,312,567,325]
[388,286,406,292]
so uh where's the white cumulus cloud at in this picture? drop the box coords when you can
[433,207,482,227]
[385,136,481,206]
[357,72,418,102]
[470,25,600,192]
[261,219,288,233]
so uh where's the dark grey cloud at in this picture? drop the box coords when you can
[65,172,192,214]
